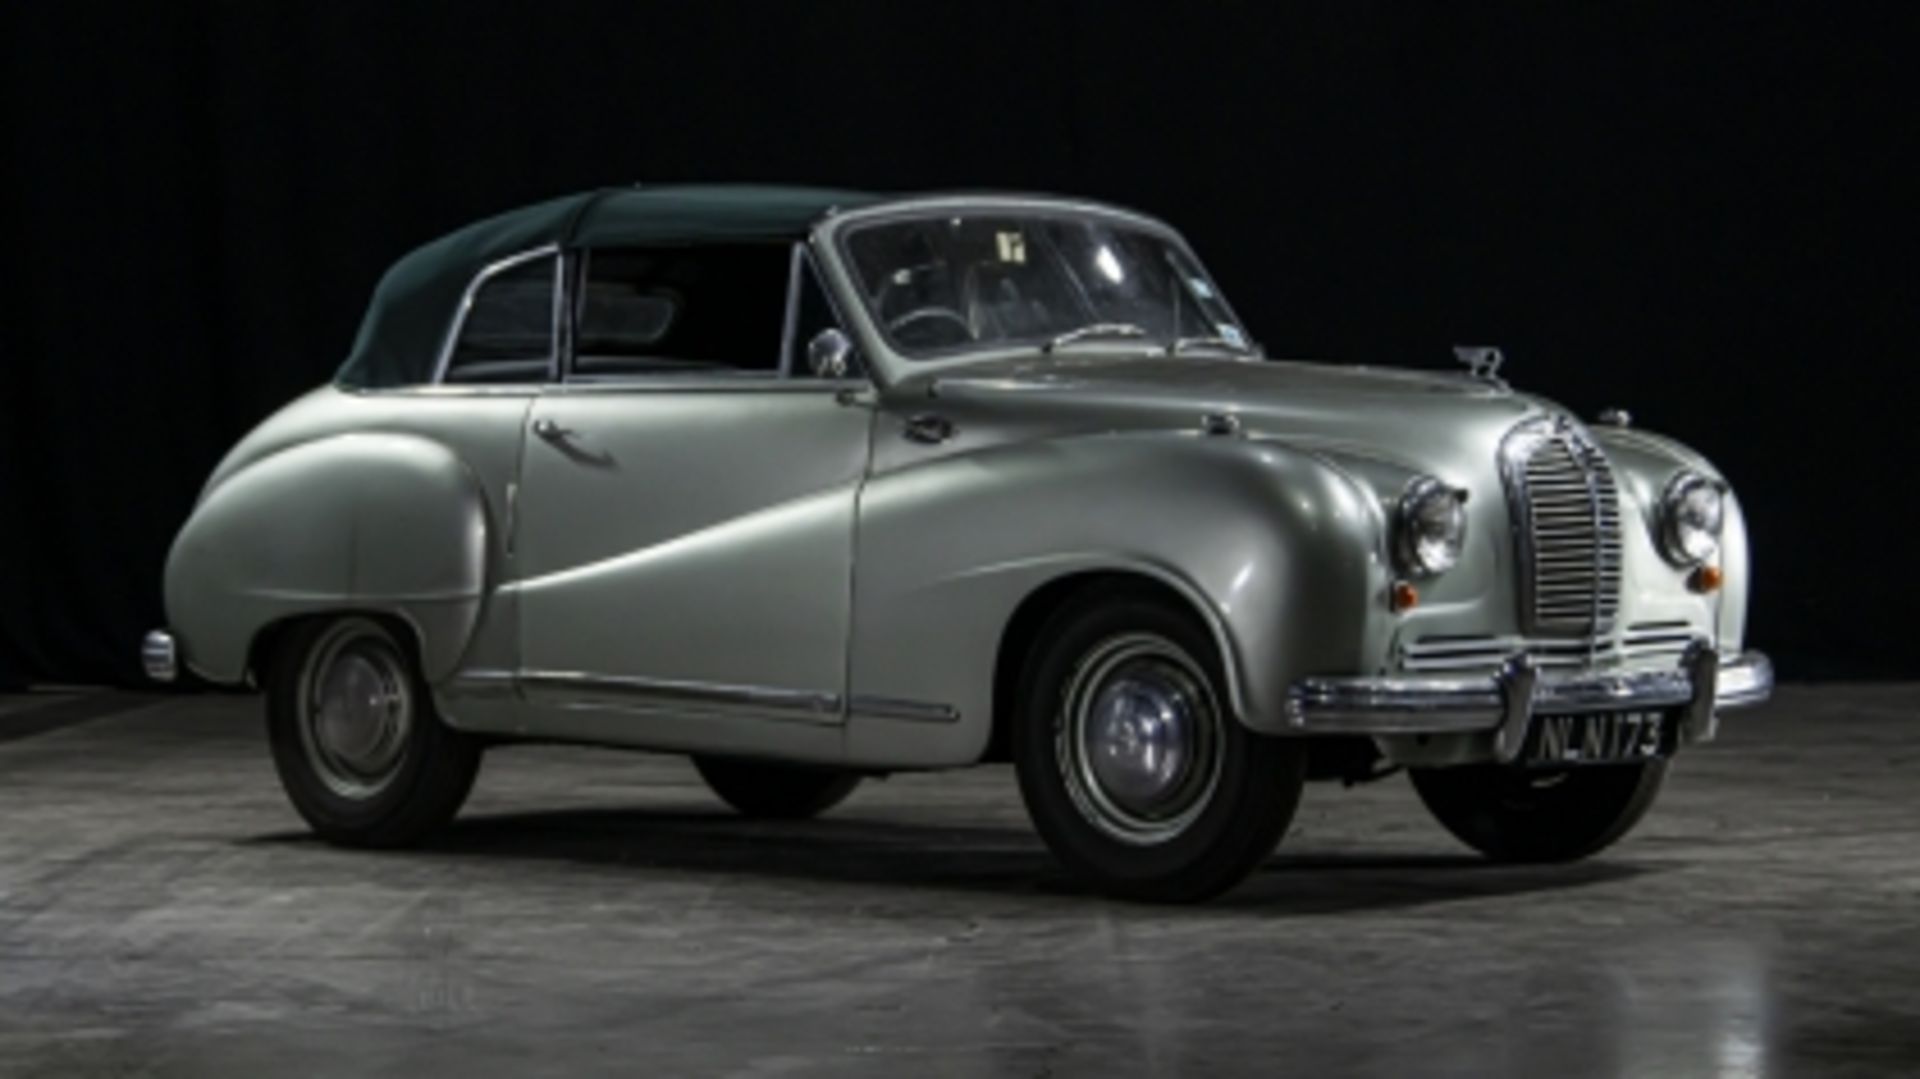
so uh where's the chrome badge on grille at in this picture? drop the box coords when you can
[1499,414,1624,637]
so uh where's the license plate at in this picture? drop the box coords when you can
[1522,710,1673,767]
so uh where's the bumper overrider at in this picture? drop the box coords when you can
[143,629,179,682]
[1287,642,1772,762]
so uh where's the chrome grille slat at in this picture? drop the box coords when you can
[1501,415,1624,637]
[1400,623,1695,674]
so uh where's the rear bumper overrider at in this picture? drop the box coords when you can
[142,629,178,683]
[1287,643,1772,762]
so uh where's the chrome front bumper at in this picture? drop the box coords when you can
[1287,645,1772,763]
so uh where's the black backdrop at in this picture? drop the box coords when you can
[0,2,1907,687]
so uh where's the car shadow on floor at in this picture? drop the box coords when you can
[250,807,1661,914]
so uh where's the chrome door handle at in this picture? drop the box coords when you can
[530,418,613,467]
[903,414,955,444]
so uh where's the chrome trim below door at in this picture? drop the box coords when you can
[847,695,961,723]
[518,669,843,723]
[442,669,519,700]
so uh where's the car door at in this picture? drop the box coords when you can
[512,241,872,733]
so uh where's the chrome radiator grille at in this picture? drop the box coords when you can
[1501,415,1624,636]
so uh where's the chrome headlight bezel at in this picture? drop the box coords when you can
[1659,470,1724,567]
[1394,476,1468,578]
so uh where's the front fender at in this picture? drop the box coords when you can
[1595,426,1751,653]
[845,431,1385,766]
[164,432,489,683]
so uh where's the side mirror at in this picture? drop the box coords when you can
[806,327,855,379]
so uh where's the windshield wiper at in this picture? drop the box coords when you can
[1166,335,1251,356]
[1043,322,1150,353]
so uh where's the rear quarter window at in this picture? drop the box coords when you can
[444,253,557,384]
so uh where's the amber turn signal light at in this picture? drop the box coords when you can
[1390,580,1420,612]
[1691,565,1724,593]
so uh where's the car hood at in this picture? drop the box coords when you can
[921,353,1546,485]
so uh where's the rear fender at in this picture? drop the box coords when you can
[164,432,489,683]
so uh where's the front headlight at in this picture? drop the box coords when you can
[1394,476,1468,577]
[1659,470,1724,566]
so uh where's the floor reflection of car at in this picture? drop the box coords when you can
[146,185,1772,901]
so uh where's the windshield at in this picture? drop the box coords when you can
[841,211,1249,359]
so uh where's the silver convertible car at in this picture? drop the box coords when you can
[147,185,1771,901]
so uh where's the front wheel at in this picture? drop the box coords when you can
[1013,586,1308,903]
[1409,761,1669,862]
[265,615,482,847]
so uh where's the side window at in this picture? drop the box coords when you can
[574,244,791,378]
[444,253,557,384]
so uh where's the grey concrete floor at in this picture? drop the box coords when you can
[1,686,1916,1077]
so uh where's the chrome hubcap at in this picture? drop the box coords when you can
[1059,633,1223,845]
[298,619,413,799]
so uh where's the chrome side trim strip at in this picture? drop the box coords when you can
[847,695,961,724]
[443,669,519,700]
[345,384,542,398]
[544,376,872,395]
[518,669,842,722]
[448,672,961,725]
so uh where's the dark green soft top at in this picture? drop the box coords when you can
[337,184,880,389]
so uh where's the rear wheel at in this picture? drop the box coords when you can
[1409,761,1668,862]
[1013,585,1307,903]
[693,757,862,819]
[265,615,482,847]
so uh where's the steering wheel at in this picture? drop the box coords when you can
[885,306,975,347]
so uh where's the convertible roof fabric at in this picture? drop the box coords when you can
[336,184,880,389]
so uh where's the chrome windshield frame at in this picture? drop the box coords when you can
[813,196,1251,380]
